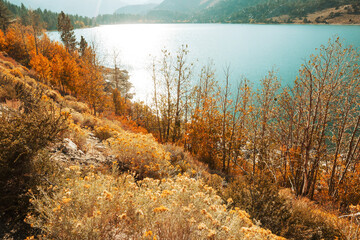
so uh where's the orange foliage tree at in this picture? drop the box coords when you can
[29,51,52,84]
[78,46,107,115]
[0,29,5,50]
[4,23,31,65]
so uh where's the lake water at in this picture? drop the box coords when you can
[48,24,360,102]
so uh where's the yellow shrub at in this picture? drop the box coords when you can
[66,100,90,113]
[27,165,284,240]
[94,125,114,141]
[70,112,84,125]
[65,121,88,152]
[10,67,24,79]
[164,144,210,178]
[81,113,97,129]
[107,132,174,179]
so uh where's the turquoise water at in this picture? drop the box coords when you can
[48,24,360,101]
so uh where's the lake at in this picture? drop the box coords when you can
[48,24,360,102]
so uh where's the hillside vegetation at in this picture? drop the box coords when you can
[0,4,360,240]
[0,36,285,240]
[221,0,360,23]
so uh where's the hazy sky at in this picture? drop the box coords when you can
[7,0,163,17]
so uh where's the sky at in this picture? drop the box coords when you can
[7,0,163,17]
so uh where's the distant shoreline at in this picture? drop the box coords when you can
[87,22,360,28]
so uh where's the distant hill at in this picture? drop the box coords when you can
[197,0,360,23]
[155,0,220,13]
[138,0,360,23]
[194,0,267,22]
[115,3,157,15]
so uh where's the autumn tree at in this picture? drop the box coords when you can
[0,29,5,50]
[29,10,44,54]
[29,52,52,84]
[249,70,280,180]
[223,77,253,174]
[187,63,222,169]
[277,38,360,199]
[172,45,193,143]
[151,46,193,143]
[219,66,232,172]
[57,11,76,53]
[156,48,175,142]
[78,42,106,115]
[151,57,163,142]
[4,23,31,65]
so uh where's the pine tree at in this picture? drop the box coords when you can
[57,11,76,53]
[0,0,12,32]
[79,35,87,56]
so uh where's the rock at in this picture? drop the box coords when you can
[64,138,78,151]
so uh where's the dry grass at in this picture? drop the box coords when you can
[280,189,360,240]
[270,5,360,24]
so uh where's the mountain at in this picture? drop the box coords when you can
[195,0,360,23]
[6,0,163,17]
[115,4,157,15]
[155,0,220,13]
[194,0,267,22]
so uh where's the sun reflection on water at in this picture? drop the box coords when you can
[96,24,175,101]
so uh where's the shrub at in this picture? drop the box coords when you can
[81,113,97,129]
[0,84,67,173]
[94,125,114,141]
[10,67,24,79]
[66,100,90,113]
[26,165,284,240]
[45,89,62,103]
[0,81,67,238]
[107,131,174,179]
[64,95,77,101]
[222,177,343,240]
[164,143,209,178]
[70,111,84,125]
[0,75,18,102]
[65,121,88,152]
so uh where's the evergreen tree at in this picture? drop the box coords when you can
[79,35,88,56]
[0,0,12,32]
[57,11,76,52]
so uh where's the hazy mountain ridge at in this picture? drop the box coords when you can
[155,0,219,12]
[113,0,221,18]
[115,3,157,15]
[113,0,359,23]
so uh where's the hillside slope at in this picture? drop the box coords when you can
[290,4,360,24]
[0,50,286,239]
[218,0,360,23]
